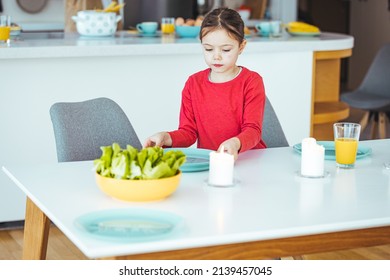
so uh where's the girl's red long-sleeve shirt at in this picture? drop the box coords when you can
[168,66,267,153]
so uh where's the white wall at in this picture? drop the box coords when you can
[348,0,390,90]
[269,0,297,22]
[1,0,64,23]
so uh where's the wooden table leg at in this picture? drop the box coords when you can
[22,197,51,260]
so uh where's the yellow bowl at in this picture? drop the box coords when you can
[95,171,182,202]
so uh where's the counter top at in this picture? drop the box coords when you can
[0,31,354,59]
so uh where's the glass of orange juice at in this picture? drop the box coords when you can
[334,122,361,168]
[0,15,11,46]
[161,17,175,34]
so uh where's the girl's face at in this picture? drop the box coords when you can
[201,28,246,79]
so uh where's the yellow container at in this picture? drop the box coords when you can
[95,171,181,202]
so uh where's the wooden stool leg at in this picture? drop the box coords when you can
[22,198,51,260]
[359,111,370,132]
[378,112,387,139]
[370,120,378,139]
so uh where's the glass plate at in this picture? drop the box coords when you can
[74,208,184,242]
[293,141,372,160]
[164,148,212,172]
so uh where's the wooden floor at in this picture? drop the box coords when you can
[1,224,390,260]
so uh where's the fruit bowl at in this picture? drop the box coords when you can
[95,171,182,202]
[175,25,201,38]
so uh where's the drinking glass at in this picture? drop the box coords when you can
[270,20,282,37]
[0,15,11,46]
[161,17,175,34]
[333,122,361,169]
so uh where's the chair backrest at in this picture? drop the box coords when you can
[360,43,390,97]
[262,97,289,148]
[50,97,142,162]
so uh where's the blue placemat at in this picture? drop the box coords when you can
[74,208,184,242]
[293,141,372,160]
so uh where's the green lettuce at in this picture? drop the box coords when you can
[94,143,186,180]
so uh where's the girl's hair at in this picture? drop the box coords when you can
[200,7,245,44]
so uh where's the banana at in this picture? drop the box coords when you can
[102,1,125,13]
[287,21,320,33]
[104,1,117,11]
[111,3,125,12]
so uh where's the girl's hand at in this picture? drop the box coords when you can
[144,132,172,148]
[218,137,241,161]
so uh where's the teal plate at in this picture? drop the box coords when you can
[74,208,184,242]
[293,141,372,160]
[164,148,212,172]
[287,30,321,37]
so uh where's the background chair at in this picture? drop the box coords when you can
[341,43,390,139]
[50,97,142,162]
[263,97,289,148]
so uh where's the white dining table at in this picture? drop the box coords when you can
[3,139,390,260]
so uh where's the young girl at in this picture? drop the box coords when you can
[144,8,267,160]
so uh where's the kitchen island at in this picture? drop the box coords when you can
[0,31,353,222]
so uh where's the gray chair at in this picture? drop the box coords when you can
[341,43,390,139]
[50,97,142,162]
[263,97,289,148]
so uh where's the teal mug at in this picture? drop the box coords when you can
[136,22,158,34]
[255,21,271,37]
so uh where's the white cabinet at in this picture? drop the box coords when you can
[348,0,390,89]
